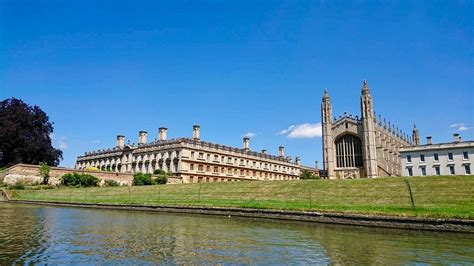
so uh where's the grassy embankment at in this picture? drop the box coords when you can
[6,175,474,219]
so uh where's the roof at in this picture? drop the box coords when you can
[399,140,474,153]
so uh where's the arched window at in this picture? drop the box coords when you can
[335,135,363,168]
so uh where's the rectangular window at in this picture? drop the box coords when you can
[198,153,204,159]
[434,153,439,161]
[240,169,244,176]
[207,154,210,160]
[206,166,210,172]
[463,152,469,160]
[214,155,219,161]
[407,168,413,177]
[191,152,195,159]
[228,157,232,163]
[190,164,194,171]
[465,165,471,175]
[198,165,204,171]
[435,166,440,176]
[448,153,454,161]
[420,154,425,162]
[407,155,412,163]
[213,167,219,173]
[449,165,455,175]
[421,167,426,176]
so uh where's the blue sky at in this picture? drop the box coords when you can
[1,0,472,168]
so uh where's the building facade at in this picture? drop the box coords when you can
[76,126,302,183]
[321,81,414,179]
[400,134,474,177]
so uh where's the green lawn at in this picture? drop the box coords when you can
[6,175,474,219]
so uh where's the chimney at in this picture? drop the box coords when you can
[454,133,461,143]
[426,136,432,145]
[279,146,285,157]
[138,131,148,144]
[261,149,267,154]
[158,127,168,141]
[243,137,250,151]
[193,125,201,141]
[295,157,301,165]
[116,135,125,149]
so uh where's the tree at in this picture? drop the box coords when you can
[300,169,320,180]
[39,162,51,185]
[0,98,63,167]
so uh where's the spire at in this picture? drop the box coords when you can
[412,124,420,146]
[362,80,370,95]
[323,88,330,101]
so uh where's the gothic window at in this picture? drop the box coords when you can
[335,134,363,168]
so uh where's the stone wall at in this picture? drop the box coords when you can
[2,164,134,186]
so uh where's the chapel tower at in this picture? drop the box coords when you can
[360,81,378,178]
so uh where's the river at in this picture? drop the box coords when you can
[0,203,473,265]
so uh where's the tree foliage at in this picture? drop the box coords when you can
[133,173,155,186]
[0,98,63,167]
[39,162,51,185]
[300,169,320,180]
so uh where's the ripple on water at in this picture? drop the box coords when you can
[0,203,473,265]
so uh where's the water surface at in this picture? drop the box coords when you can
[0,203,473,264]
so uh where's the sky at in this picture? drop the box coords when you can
[1,0,472,168]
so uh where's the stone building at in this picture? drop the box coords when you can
[321,81,414,179]
[400,134,473,176]
[76,126,301,183]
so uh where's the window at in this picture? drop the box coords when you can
[198,165,204,171]
[198,153,204,159]
[240,159,244,165]
[227,157,232,163]
[465,165,471,175]
[407,168,413,177]
[191,152,195,159]
[434,154,439,161]
[420,154,425,162]
[448,153,454,161]
[207,154,210,160]
[435,166,440,176]
[190,164,194,171]
[227,168,232,174]
[213,167,219,173]
[206,166,210,172]
[421,167,426,176]
[407,155,412,163]
[449,165,455,175]
[463,152,469,160]
[214,155,219,161]
[335,135,363,168]
[240,169,244,176]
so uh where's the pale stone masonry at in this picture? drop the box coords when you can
[400,134,474,177]
[76,126,302,183]
[322,81,414,179]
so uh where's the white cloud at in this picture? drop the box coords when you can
[279,123,322,139]
[242,132,256,138]
[58,137,68,149]
[449,123,470,132]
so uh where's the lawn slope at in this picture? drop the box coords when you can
[7,175,474,219]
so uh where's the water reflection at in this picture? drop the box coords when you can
[0,203,472,264]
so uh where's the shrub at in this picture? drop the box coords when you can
[61,172,100,187]
[133,173,155,186]
[39,162,51,185]
[300,169,320,180]
[104,179,120,187]
[153,169,166,175]
[85,167,99,171]
[9,181,25,190]
[155,175,168,185]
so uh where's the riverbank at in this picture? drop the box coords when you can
[5,175,474,219]
[5,199,474,233]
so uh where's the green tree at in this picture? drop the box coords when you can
[133,173,155,186]
[39,162,51,185]
[300,169,320,180]
[0,98,63,167]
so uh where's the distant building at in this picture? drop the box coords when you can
[400,134,474,176]
[76,126,302,183]
[321,80,414,179]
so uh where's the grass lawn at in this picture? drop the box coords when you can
[6,175,474,219]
